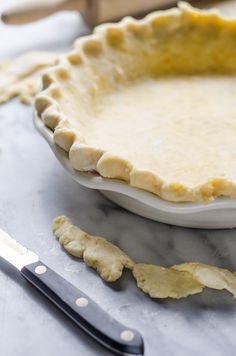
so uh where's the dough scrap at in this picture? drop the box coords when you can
[53,216,134,282]
[0,51,58,104]
[173,263,236,298]
[52,216,236,299]
[132,264,203,299]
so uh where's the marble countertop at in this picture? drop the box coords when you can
[1,2,236,356]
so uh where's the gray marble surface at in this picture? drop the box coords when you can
[1,3,236,356]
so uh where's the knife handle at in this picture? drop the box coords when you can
[21,261,144,355]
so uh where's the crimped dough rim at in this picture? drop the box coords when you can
[35,2,236,203]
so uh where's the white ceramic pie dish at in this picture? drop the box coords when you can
[34,113,236,229]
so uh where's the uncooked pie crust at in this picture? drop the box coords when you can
[35,2,236,203]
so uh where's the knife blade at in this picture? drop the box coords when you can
[0,229,144,355]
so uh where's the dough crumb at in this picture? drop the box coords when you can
[53,216,134,282]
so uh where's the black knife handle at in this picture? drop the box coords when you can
[21,261,144,355]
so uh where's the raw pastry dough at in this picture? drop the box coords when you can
[173,263,236,297]
[36,2,236,202]
[53,216,134,282]
[52,216,236,299]
[0,51,58,104]
[132,264,203,299]
[133,263,236,299]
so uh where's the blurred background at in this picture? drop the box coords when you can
[0,0,235,59]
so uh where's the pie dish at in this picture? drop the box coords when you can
[34,113,236,228]
[35,2,236,203]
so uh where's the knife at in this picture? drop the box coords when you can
[0,229,144,355]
